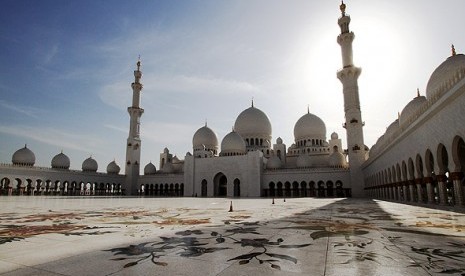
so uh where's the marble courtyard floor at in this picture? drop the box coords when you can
[0,197,465,276]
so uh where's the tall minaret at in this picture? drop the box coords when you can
[125,58,144,195]
[336,1,366,197]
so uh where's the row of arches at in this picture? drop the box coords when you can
[199,173,241,197]
[365,135,465,206]
[263,180,349,198]
[0,177,124,196]
[139,183,185,197]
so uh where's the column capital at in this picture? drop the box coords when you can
[450,172,464,181]
[423,176,433,183]
[436,174,447,182]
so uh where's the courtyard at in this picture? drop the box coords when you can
[0,197,464,275]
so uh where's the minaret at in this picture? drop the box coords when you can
[125,58,144,195]
[336,2,366,197]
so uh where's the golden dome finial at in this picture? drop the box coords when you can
[451,44,456,56]
[307,104,310,114]
[251,97,254,107]
[416,88,420,97]
[340,1,346,16]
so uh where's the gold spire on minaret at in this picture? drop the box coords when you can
[340,1,346,16]
[451,44,456,56]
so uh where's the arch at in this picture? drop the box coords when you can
[201,179,207,197]
[396,164,401,183]
[269,182,276,197]
[233,178,240,197]
[437,143,449,174]
[416,154,424,177]
[284,182,291,197]
[277,182,283,197]
[452,136,465,172]
[326,181,334,197]
[425,149,435,176]
[213,173,227,197]
[408,158,415,180]
[180,183,184,196]
[155,184,159,196]
[335,180,344,197]
[175,183,179,196]
[169,183,174,196]
[309,181,316,197]
[300,181,307,197]
[164,183,169,196]
[292,181,299,197]
[402,161,408,181]
[317,181,325,197]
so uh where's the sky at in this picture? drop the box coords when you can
[0,0,464,172]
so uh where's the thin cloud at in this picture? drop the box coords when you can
[104,124,127,134]
[0,100,41,118]
[0,125,105,154]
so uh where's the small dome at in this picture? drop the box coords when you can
[294,111,326,141]
[193,125,218,150]
[106,160,120,174]
[426,53,465,98]
[399,94,427,125]
[144,162,156,175]
[12,145,35,166]
[51,152,70,169]
[82,156,98,172]
[221,130,246,156]
[385,119,399,138]
[331,132,339,140]
[276,137,283,144]
[328,151,347,167]
[234,105,272,139]
[266,155,282,169]
[296,154,312,168]
[162,162,175,173]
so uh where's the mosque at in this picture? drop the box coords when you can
[1,3,464,208]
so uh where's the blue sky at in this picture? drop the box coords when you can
[1,0,464,171]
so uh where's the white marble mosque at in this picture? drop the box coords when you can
[1,2,465,209]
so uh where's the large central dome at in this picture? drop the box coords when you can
[294,111,326,141]
[234,105,272,139]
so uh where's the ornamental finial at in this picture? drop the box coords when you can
[251,97,254,107]
[205,119,207,127]
[416,88,420,97]
[307,104,310,114]
[340,1,346,16]
[451,44,456,56]
[137,55,141,71]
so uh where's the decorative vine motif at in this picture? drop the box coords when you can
[106,223,312,270]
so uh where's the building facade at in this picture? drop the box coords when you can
[1,3,464,208]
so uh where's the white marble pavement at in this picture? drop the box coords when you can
[0,197,464,275]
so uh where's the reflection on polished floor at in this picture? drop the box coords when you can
[1,197,464,275]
